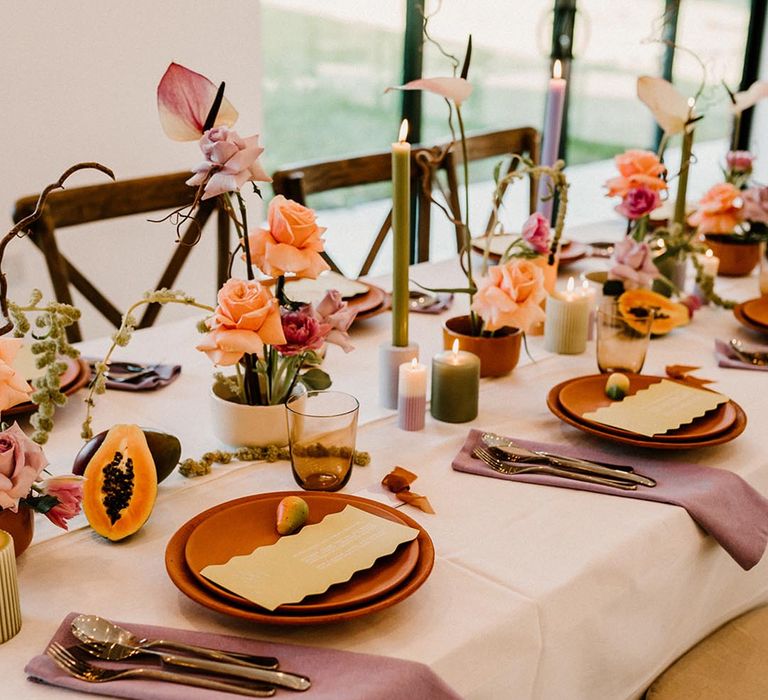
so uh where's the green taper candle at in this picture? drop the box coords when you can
[391,119,411,347]
[430,340,480,423]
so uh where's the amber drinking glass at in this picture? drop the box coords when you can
[596,309,654,374]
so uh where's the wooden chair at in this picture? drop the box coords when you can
[271,147,438,277]
[427,126,541,253]
[13,171,231,342]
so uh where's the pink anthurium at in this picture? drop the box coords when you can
[732,80,768,114]
[386,77,473,107]
[157,62,239,141]
[637,76,691,135]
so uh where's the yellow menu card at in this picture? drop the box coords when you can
[200,505,419,611]
[582,379,728,437]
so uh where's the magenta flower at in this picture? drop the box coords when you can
[40,475,85,530]
[741,186,768,225]
[187,127,271,200]
[726,150,755,174]
[608,238,659,290]
[313,291,357,353]
[276,308,329,356]
[615,187,661,220]
[521,213,551,254]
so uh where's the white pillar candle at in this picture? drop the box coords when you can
[580,278,597,341]
[379,342,419,409]
[0,530,21,643]
[544,277,590,354]
[398,358,427,431]
[693,249,720,304]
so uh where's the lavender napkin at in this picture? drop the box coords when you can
[26,613,462,700]
[85,359,182,391]
[453,429,768,570]
[714,339,768,371]
[411,294,454,315]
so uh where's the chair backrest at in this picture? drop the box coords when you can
[435,126,541,249]
[271,148,437,277]
[12,171,231,342]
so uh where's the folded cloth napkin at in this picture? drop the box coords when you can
[85,359,182,391]
[714,339,768,371]
[26,613,462,700]
[411,293,453,315]
[453,429,768,570]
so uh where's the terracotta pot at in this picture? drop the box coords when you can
[0,505,34,557]
[443,315,522,377]
[704,234,761,277]
[210,385,306,447]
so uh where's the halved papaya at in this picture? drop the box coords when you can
[618,289,689,335]
[82,424,158,541]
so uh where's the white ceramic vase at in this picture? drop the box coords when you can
[209,387,294,447]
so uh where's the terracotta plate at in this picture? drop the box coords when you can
[740,297,768,326]
[184,494,419,613]
[348,283,388,321]
[4,358,90,417]
[470,236,588,266]
[557,374,737,441]
[166,492,435,625]
[733,303,768,335]
[547,379,747,450]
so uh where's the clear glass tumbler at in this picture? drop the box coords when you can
[596,309,654,374]
[286,391,360,491]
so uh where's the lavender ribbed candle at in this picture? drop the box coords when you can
[398,359,427,431]
[537,60,566,221]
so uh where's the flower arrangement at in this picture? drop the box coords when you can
[0,422,83,530]
[154,63,356,407]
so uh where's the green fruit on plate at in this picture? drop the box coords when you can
[73,428,181,483]
[276,496,309,535]
[605,373,630,400]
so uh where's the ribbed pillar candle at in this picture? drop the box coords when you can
[0,530,21,643]
[398,359,427,431]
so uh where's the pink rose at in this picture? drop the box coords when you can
[521,213,551,254]
[608,238,659,290]
[187,126,271,200]
[197,278,286,365]
[276,308,328,356]
[40,475,85,530]
[0,339,33,412]
[741,186,768,225]
[0,423,48,512]
[615,186,661,220]
[313,291,357,353]
[471,259,546,333]
[247,196,330,279]
[726,150,755,173]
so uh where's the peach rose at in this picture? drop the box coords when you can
[247,196,330,279]
[197,278,286,365]
[471,259,546,333]
[688,183,743,235]
[605,150,667,198]
[0,339,33,412]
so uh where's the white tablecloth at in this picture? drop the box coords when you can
[3,246,768,700]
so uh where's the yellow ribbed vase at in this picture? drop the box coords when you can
[0,530,21,643]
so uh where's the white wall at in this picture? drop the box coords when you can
[1,1,262,338]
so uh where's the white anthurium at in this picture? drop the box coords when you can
[637,76,692,135]
[385,77,473,107]
[732,80,768,114]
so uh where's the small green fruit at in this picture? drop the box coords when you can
[605,373,630,400]
[276,496,309,535]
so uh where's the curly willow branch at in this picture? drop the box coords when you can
[0,162,115,336]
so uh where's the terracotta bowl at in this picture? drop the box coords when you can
[0,506,34,557]
[704,234,762,277]
[442,315,522,377]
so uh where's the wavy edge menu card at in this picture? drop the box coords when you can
[582,379,728,437]
[200,505,419,611]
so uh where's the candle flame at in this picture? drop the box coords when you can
[687,97,696,109]
[566,276,575,294]
[451,339,460,355]
[411,357,418,369]
[581,278,589,291]
[398,119,409,143]
[705,248,714,258]
[553,59,562,80]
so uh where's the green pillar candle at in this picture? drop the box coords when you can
[430,340,480,423]
[391,119,411,347]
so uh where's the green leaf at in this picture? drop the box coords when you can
[23,494,59,514]
[300,368,332,391]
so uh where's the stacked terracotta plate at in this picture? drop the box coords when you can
[471,235,589,267]
[547,374,747,449]
[5,357,90,417]
[283,272,389,321]
[165,492,434,625]
[733,297,768,335]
